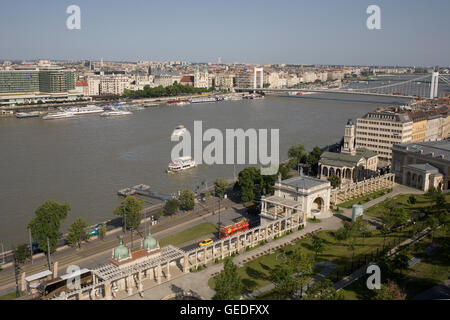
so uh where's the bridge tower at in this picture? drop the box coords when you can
[253,67,263,89]
[430,70,439,99]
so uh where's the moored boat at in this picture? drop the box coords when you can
[167,156,196,173]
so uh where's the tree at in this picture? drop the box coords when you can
[13,244,31,297]
[311,234,325,259]
[288,145,307,169]
[390,252,410,274]
[213,257,242,300]
[373,280,406,300]
[328,174,341,189]
[113,196,144,232]
[289,249,314,296]
[164,199,180,216]
[179,189,195,211]
[434,194,446,208]
[426,214,439,241]
[334,221,352,241]
[408,195,417,205]
[203,190,211,200]
[66,218,89,249]
[307,146,323,175]
[303,279,343,300]
[28,200,70,268]
[156,208,163,219]
[98,224,106,241]
[269,263,300,299]
[214,179,228,198]
[278,164,291,180]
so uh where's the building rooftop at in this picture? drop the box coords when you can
[320,148,378,167]
[404,163,440,173]
[394,140,450,161]
[281,175,329,190]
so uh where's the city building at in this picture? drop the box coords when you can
[355,112,413,164]
[194,65,209,88]
[319,120,378,184]
[425,115,443,142]
[409,111,428,142]
[260,173,332,226]
[0,69,75,94]
[392,140,450,191]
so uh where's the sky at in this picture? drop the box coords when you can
[0,0,449,66]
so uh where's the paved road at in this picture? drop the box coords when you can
[0,196,240,295]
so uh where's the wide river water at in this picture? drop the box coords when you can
[0,94,409,246]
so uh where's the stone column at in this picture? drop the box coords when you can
[104,283,112,300]
[221,241,224,259]
[90,288,96,300]
[126,276,133,296]
[157,265,162,284]
[204,247,207,264]
[166,261,171,280]
[183,255,189,273]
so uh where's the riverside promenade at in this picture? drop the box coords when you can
[125,184,422,300]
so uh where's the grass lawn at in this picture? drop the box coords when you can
[339,189,392,209]
[365,193,450,219]
[209,225,413,295]
[340,227,449,300]
[0,291,25,300]
[158,222,218,247]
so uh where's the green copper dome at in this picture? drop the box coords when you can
[113,236,130,261]
[143,232,157,251]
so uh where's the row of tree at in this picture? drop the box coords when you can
[122,82,212,99]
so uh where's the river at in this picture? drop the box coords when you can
[0,94,409,246]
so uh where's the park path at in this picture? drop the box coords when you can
[125,184,424,300]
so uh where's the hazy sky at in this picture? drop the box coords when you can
[1,0,449,66]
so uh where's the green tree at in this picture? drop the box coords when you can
[113,196,144,232]
[390,252,410,274]
[98,224,106,241]
[311,234,325,259]
[434,194,446,208]
[179,189,195,211]
[303,279,343,300]
[328,174,341,189]
[66,218,89,249]
[213,257,242,300]
[203,190,211,200]
[373,280,406,300]
[426,214,439,241]
[156,208,163,219]
[13,244,31,297]
[289,249,314,296]
[288,145,307,168]
[278,163,292,180]
[269,263,300,299]
[307,146,323,174]
[214,178,228,198]
[164,199,180,216]
[28,200,70,267]
[407,195,417,205]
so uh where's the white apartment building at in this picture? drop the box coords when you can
[425,115,443,142]
[355,112,413,164]
[215,73,234,90]
[302,72,317,83]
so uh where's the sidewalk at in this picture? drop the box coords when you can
[125,213,343,300]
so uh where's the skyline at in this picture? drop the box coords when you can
[0,0,449,66]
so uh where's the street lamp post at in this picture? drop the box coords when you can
[28,229,33,264]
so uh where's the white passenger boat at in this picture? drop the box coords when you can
[99,110,132,117]
[15,111,40,118]
[167,156,196,173]
[66,105,104,115]
[189,97,217,104]
[42,112,76,120]
[171,125,187,139]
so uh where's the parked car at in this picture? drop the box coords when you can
[199,238,213,247]
[87,224,102,238]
